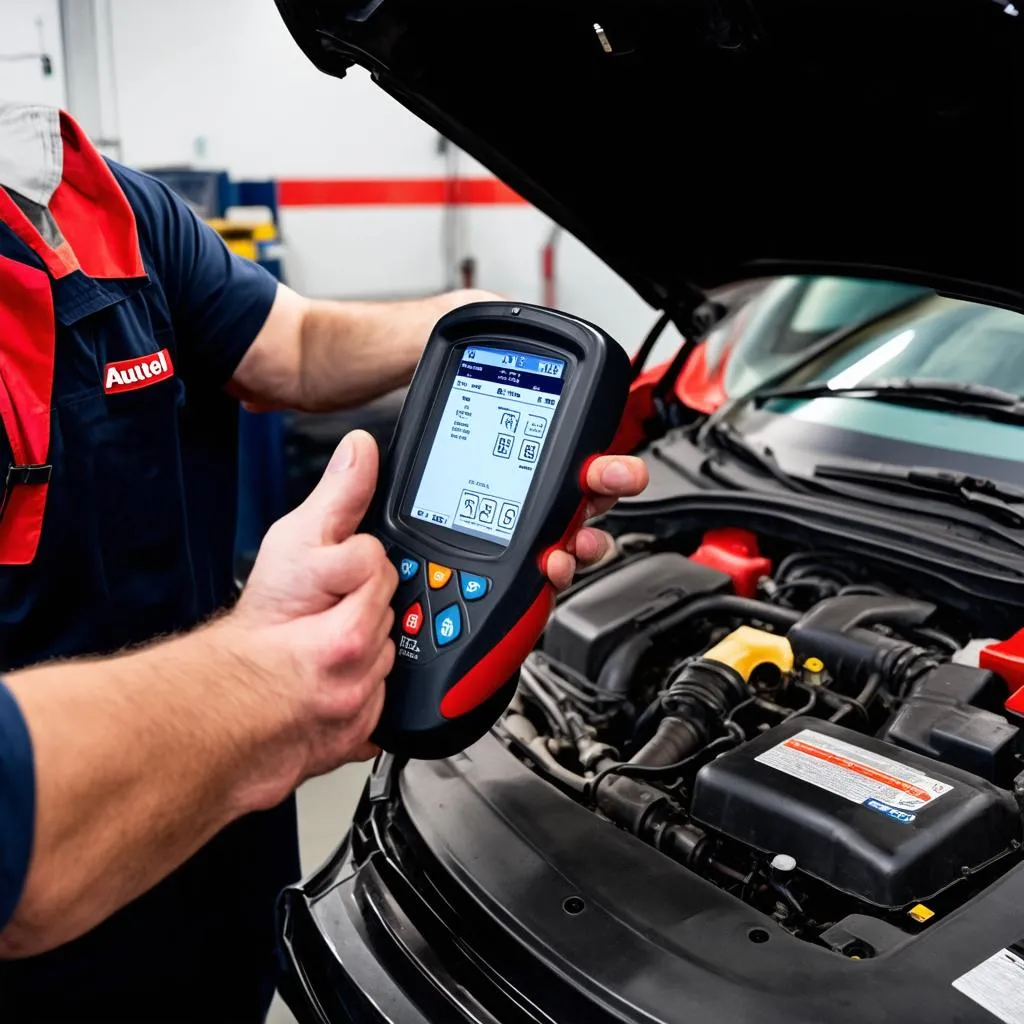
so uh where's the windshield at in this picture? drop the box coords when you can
[729,294,1024,484]
[810,299,1024,392]
[718,276,929,395]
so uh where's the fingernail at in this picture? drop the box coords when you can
[601,459,631,490]
[329,434,357,473]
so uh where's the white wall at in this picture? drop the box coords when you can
[97,0,666,351]
[0,0,66,106]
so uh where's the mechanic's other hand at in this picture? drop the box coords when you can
[431,287,506,318]
[232,430,398,791]
[544,456,650,591]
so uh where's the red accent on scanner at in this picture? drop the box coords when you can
[440,585,555,719]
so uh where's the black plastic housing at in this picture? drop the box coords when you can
[280,731,1024,1024]
[367,302,630,758]
[542,553,730,679]
[908,663,1010,714]
[880,664,1021,785]
[691,716,1021,908]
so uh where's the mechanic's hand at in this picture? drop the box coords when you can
[544,456,650,591]
[232,429,397,787]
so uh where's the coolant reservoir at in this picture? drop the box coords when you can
[703,626,794,682]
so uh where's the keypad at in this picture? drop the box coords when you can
[434,604,462,646]
[401,600,424,636]
[391,552,491,662]
[428,562,453,589]
[396,555,420,582]
[460,572,490,601]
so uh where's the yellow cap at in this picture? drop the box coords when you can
[804,657,825,673]
[703,626,794,683]
[908,904,935,923]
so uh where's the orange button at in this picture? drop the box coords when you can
[428,562,453,589]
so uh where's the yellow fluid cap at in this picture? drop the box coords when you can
[908,904,935,923]
[703,626,794,683]
[804,657,825,673]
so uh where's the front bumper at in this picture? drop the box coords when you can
[281,737,1024,1024]
[280,853,474,1024]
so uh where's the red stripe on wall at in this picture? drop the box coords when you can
[278,177,528,207]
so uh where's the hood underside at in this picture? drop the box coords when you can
[277,0,1024,318]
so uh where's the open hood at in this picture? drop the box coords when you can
[276,0,1023,322]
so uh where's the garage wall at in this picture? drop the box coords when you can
[0,0,66,106]
[78,1,673,353]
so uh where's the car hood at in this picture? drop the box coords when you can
[277,0,1022,321]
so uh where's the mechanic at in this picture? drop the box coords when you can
[0,431,395,960]
[0,101,648,1021]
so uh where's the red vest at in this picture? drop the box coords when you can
[0,112,145,564]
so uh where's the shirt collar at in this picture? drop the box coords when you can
[0,107,146,284]
[0,103,63,208]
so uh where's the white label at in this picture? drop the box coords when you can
[755,728,953,813]
[954,948,1024,1024]
[397,636,421,661]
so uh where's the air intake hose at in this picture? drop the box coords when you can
[787,594,938,694]
[631,626,794,768]
[631,660,747,767]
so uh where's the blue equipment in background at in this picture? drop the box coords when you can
[143,167,288,578]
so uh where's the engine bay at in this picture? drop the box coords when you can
[496,526,1024,958]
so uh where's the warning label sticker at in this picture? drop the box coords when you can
[954,946,1024,1024]
[755,729,953,813]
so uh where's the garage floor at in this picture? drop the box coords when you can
[267,763,372,1024]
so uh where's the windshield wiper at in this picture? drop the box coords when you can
[814,462,1024,528]
[699,422,812,492]
[753,378,1024,424]
[686,425,1024,549]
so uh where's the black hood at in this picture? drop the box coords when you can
[276,0,1023,322]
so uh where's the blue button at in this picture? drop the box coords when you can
[397,555,420,582]
[460,572,490,601]
[434,604,462,647]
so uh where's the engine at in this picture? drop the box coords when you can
[497,528,1024,956]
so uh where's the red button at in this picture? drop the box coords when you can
[402,601,424,636]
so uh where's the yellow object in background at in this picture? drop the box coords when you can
[206,217,277,262]
[908,904,935,923]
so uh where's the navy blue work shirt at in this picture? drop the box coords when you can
[0,162,295,1022]
[0,682,33,938]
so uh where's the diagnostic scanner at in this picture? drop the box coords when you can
[368,302,630,758]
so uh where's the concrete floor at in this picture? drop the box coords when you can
[267,762,372,1024]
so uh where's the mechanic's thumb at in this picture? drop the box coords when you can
[302,430,380,545]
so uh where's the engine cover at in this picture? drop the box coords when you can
[542,552,730,679]
[691,717,1021,908]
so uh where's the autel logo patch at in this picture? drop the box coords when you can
[104,349,175,394]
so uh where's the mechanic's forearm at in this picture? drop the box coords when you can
[0,622,296,959]
[294,295,446,411]
[230,284,498,412]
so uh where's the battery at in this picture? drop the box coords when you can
[691,716,1021,908]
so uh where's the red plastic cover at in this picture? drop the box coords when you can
[689,527,772,599]
[980,629,1024,696]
